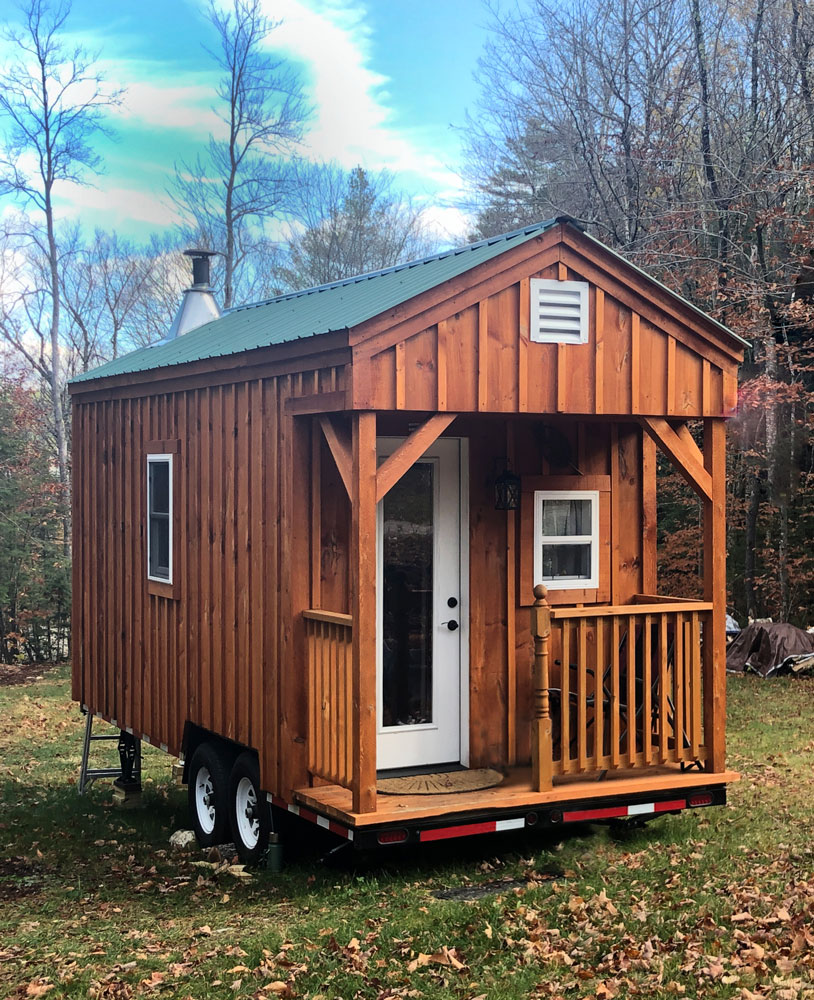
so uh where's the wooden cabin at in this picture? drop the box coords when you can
[70,219,743,856]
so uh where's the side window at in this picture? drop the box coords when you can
[147,454,173,583]
[533,490,599,590]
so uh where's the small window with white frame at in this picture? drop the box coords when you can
[529,278,589,344]
[533,489,599,590]
[147,454,173,583]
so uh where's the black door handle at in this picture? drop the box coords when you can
[446,620,459,631]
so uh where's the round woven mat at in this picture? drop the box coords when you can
[377,768,504,796]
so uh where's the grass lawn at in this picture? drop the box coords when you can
[1,665,814,999]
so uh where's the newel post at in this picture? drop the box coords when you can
[531,584,553,791]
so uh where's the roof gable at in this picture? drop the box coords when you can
[70,219,745,390]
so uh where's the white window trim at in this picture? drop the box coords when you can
[146,453,173,584]
[533,489,599,590]
[529,277,589,344]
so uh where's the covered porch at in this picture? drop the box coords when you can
[293,405,728,821]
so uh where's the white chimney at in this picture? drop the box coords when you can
[166,249,221,339]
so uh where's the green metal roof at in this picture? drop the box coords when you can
[71,221,558,384]
[71,217,745,386]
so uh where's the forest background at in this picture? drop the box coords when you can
[1,0,812,663]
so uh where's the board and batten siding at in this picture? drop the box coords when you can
[71,366,345,799]
[351,260,738,419]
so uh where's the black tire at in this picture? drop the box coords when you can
[228,752,270,866]
[188,742,230,847]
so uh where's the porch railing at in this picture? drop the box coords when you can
[303,610,354,789]
[531,586,711,789]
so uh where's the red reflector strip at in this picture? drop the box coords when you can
[563,799,686,824]
[421,821,496,842]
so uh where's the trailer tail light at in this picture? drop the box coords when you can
[689,792,713,808]
[377,828,409,845]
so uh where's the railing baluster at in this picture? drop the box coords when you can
[578,618,587,771]
[659,613,669,763]
[674,612,684,762]
[611,616,620,768]
[643,614,653,764]
[303,611,354,791]
[561,619,571,771]
[691,612,702,759]
[627,614,637,767]
[595,617,604,767]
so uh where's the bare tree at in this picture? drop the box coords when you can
[284,164,437,289]
[172,0,308,308]
[0,0,120,489]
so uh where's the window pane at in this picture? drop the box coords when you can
[542,543,591,580]
[149,461,170,515]
[381,462,433,727]
[541,498,591,536]
[149,515,170,579]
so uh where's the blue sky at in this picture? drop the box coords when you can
[0,0,492,244]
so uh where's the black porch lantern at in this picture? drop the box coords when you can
[495,468,521,510]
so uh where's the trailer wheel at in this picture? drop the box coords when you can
[188,742,229,847]
[228,752,270,866]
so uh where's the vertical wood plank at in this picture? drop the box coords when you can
[265,378,280,794]
[395,341,406,410]
[506,422,517,766]
[631,313,641,415]
[595,288,605,414]
[518,277,529,413]
[477,300,488,411]
[437,319,448,410]
[666,337,676,416]
[702,360,711,416]
[311,422,322,608]
[237,382,251,746]
[351,411,377,813]
[610,424,620,604]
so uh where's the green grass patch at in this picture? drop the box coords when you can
[2,666,814,998]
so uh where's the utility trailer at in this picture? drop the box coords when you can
[70,220,742,863]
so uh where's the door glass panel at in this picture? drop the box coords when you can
[381,462,433,728]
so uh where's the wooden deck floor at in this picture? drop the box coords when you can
[293,765,738,827]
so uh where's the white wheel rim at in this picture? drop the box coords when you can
[235,776,260,850]
[195,766,216,835]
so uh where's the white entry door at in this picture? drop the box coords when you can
[376,437,468,772]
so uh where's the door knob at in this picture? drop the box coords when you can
[445,620,459,631]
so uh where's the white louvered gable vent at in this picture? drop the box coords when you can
[529,278,589,344]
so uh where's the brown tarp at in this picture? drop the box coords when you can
[726,622,814,677]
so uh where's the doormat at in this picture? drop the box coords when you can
[377,768,504,795]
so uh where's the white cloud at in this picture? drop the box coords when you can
[262,0,465,192]
[53,181,182,230]
[114,75,222,135]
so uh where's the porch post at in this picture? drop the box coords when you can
[702,418,726,773]
[351,411,377,813]
[531,584,553,791]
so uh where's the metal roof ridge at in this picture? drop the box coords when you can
[228,219,558,314]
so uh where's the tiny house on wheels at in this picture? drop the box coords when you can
[70,219,744,863]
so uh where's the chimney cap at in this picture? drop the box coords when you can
[183,248,218,259]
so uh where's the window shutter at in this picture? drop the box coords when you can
[529,278,589,344]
